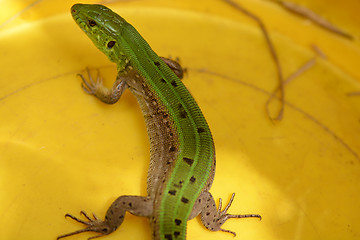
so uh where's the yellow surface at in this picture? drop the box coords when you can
[0,0,359,239]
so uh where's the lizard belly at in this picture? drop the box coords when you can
[125,71,180,198]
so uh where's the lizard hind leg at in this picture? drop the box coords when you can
[191,192,261,237]
[57,211,114,240]
[216,193,262,236]
[160,56,186,80]
[58,195,152,239]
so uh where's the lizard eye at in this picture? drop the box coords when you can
[88,19,97,27]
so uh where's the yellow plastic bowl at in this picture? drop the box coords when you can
[0,0,359,239]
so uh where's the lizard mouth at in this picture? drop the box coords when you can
[71,11,96,41]
[71,4,94,36]
[72,15,88,34]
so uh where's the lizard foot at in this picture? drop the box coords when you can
[57,210,113,240]
[79,68,103,96]
[209,193,262,237]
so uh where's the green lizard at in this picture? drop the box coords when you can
[58,4,261,240]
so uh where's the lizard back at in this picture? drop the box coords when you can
[71,4,216,240]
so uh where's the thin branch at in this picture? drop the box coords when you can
[266,44,329,117]
[0,0,43,29]
[265,58,316,118]
[273,0,353,39]
[222,0,285,121]
[346,92,360,97]
[311,44,328,59]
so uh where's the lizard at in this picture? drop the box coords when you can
[58,3,261,240]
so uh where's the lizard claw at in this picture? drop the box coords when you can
[79,68,103,96]
[210,193,261,237]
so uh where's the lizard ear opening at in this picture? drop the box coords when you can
[107,41,116,49]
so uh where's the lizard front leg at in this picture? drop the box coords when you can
[58,196,153,239]
[79,58,185,105]
[79,68,128,104]
[189,192,261,236]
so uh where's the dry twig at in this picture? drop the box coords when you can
[265,58,316,118]
[273,0,353,39]
[222,0,285,121]
[346,92,360,97]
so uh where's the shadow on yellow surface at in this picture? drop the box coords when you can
[0,0,359,240]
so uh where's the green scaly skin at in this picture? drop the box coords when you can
[58,4,261,240]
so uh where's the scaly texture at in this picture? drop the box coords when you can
[57,4,260,240]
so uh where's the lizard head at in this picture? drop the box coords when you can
[71,4,130,70]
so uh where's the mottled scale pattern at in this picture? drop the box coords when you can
[115,20,216,239]
[70,4,217,240]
